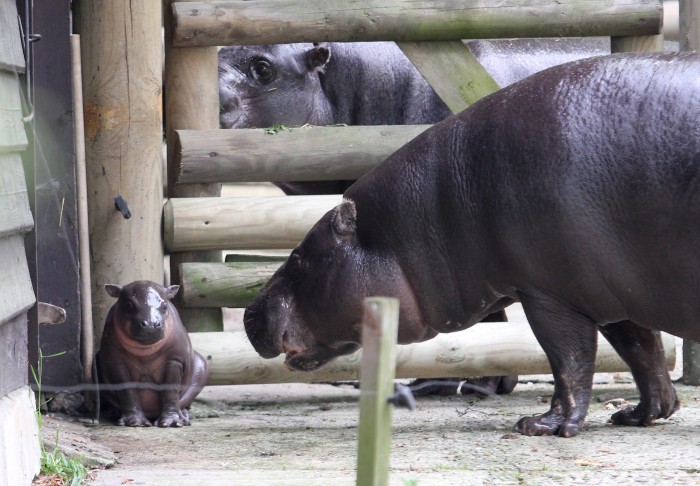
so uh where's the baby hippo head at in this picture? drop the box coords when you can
[218,43,333,128]
[105,281,180,345]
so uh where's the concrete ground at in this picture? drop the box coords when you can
[36,332,700,486]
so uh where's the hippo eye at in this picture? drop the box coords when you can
[250,58,274,84]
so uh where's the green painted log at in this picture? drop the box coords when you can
[172,0,662,47]
[175,125,429,184]
[399,40,500,113]
[179,261,281,308]
[356,297,400,486]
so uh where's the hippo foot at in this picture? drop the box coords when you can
[608,393,680,427]
[157,409,191,427]
[117,412,153,427]
[461,376,519,398]
[515,411,582,438]
[409,378,460,396]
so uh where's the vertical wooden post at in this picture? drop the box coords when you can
[78,0,164,346]
[356,297,400,486]
[680,0,700,385]
[164,0,223,331]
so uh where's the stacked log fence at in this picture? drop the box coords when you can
[163,0,669,380]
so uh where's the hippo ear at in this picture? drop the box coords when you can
[165,285,180,300]
[105,284,122,298]
[331,199,357,238]
[306,45,330,72]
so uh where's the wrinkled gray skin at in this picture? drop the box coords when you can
[221,38,607,395]
[97,281,209,427]
[219,39,607,195]
[245,52,700,437]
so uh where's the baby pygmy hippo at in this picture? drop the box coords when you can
[97,280,209,427]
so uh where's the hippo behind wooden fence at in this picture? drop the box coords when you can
[218,39,607,195]
[97,280,209,427]
[244,52,700,437]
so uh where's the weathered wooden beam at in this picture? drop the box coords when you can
[180,261,282,308]
[79,0,164,343]
[399,41,500,113]
[172,0,663,47]
[164,195,342,252]
[189,322,677,385]
[175,125,428,184]
[165,0,223,332]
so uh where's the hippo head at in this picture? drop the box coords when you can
[244,199,428,371]
[105,281,180,345]
[218,43,334,129]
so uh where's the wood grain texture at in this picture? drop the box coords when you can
[0,0,25,72]
[179,261,283,308]
[189,321,677,385]
[0,72,28,153]
[0,235,36,324]
[79,0,164,343]
[164,195,342,251]
[172,0,662,47]
[399,41,500,113]
[176,125,429,184]
[357,298,399,486]
[0,153,33,238]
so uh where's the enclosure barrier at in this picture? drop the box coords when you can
[175,125,429,184]
[163,0,664,341]
[171,0,662,47]
[190,320,677,385]
[163,195,341,252]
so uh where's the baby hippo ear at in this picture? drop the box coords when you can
[105,284,122,298]
[306,44,331,72]
[165,285,180,300]
[331,199,357,238]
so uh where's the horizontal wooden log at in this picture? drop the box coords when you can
[172,0,662,47]
[180,261,283,308]
[189,320,677,385]
[164,195,342,251]
[175,125,429,184]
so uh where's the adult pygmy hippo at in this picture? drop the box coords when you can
[97,281,209,427]
[244,52,700,437]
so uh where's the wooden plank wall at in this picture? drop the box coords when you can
[0,0,36,399]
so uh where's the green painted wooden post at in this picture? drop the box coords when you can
[356,297,400,486]
[398,40,501,113]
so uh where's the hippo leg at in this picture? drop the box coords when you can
[157,360,189,427]
[598,321,680,426]
[515,292,598,438]
[178,351,209,411]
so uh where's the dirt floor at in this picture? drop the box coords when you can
[39,349,700,486]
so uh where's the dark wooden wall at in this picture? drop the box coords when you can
[20,0,82,387]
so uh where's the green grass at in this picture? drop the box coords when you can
[32,349,91,485]
[40,429,90,485]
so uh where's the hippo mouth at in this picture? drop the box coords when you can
[281,337,360,372]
